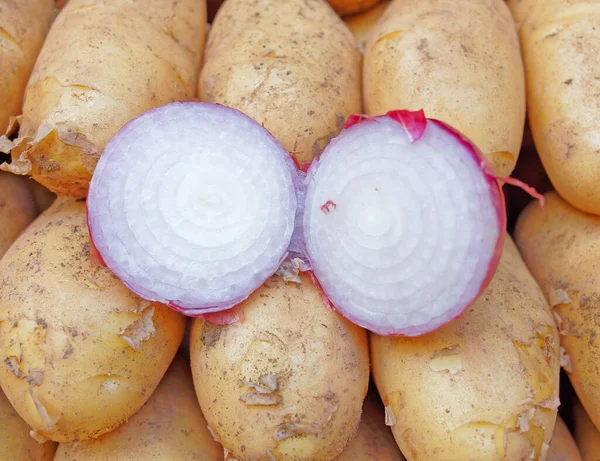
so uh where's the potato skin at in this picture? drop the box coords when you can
[54,355,223,460]
[344,1,390,54]
[0,198,186,442]
[190,274,369,461]
[547,415,582,461]
[574,401,600,461]
[328,0,382,16]
[515,192,600,432]
[371,237,560,461]
[0,172,38,259]
[0,388,57,461]
[364,0,525,177]
[3,0,206,198]
[508,0,600,215]
[200,0,361,164]
[0,0,54,133]
[336,391,405,461]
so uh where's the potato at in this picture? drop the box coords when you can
[0,171,38,259]
[364,0,525,177]
[0,0,54,133]
[0,198,186,442]
[200,0,361,164]
[336,391,405,461]
[1,0,207,198]
[574,401,600,461]
[344,1,390,54]
[547,415,582,461]
[515,192,600,432]
[53,354,223,460]
[371,236,560,461]
[328,0,382,16]
[190,274,370,461]
[508,0,600,215]
[0,387,56,460]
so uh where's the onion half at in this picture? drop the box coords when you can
[303,110,506,336]
[87,102,298,315]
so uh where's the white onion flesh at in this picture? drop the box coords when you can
[87,102,298,314]
[303,116,504,336]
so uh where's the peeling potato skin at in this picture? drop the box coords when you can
[0,172,38,260]
[0,198,186,442]
[344,1,390,54]
[574,400,600,461]
[335,391,405,461]
[7,0,207,198]
[328,0,382,16]
[190,274,370,461]
[363,0,525,177]
[54,355,223,460]
[547,415,582,461]
[0,387,57,461]
[199,0,361,164]
[508,0,600,215]
[371,237,560,461]
[515,192,600,432]
[0,0,54,133]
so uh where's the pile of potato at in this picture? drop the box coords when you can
[0,0,599,460]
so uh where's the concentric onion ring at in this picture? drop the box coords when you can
[303,111,505,336]
[87,102,298,314]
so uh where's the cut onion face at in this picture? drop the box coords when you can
[87,102,298,315]
[303,111,505,336]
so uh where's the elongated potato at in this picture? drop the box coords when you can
[0,198,186,442]
[200,0,361,164]
[0,0,54,133]
[364,0,525,177]
[328,0,382,16]
[190,274,370,461]
[371,237,560,461]
[1,0,206,198]
[336,392,405,461]
[574,401,600,461]
[515,192,600,432]
[508,0,600,215]
[0,171,38,259]
[0,387,56,461]
[54,355,223,460]
[547,415,582,461]
[344,1,390,54]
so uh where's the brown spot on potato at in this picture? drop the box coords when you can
[200,322,223,349]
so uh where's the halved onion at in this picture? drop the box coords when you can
[87,102,298,315]
[303,110,506,336]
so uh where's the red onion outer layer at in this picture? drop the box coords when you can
[87,102,298,315]
[303,110,505,336]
